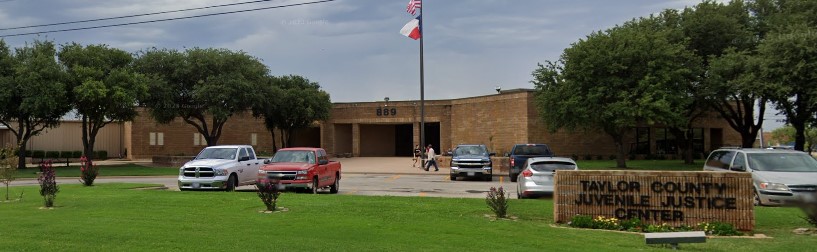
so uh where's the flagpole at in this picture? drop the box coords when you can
[419,4,426,161]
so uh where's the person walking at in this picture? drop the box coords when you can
[412,144,421,168]
[424,144,439,171]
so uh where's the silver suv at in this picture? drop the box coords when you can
[704,148,817,206]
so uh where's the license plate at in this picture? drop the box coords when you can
[467,172,475,177]
[192,182,199,188]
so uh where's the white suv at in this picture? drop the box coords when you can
[704,148,817,206]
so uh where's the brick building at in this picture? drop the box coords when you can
[125,89,742,160]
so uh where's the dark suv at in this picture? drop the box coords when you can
[507,144,554,182]
[449,144,495,181]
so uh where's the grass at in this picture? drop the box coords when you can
[1,184,815,251]
[577,159,704,171]
[12,164,178,178]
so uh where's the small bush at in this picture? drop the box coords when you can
[608,155,616,160]
[38,160,59,207]
[32,150,45,159]
[569,215,594,229]
[25,150,32,157]
[95,151,108,160]
[595,155,604,160]
[584,154,593,161]
[45,151,60,159]
[256,178,283,211]
[628,153,636,160]
[571,154,579,161]
[71,151,83,159]
[699,222,741,236]
[485,187,509,218]
[60,151,73,159]
[620,218,643,232]
[79,156,99,186]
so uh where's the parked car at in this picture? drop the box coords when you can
[703,148,817,206]
[507,144,554,182]
[257,147,342,194]
[516,157,577,199]
[178,145,263,191]
[449,144,495,181]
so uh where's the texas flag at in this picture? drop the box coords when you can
[400,15,421,40]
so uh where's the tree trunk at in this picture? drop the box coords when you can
[270,130,278,152]
[279,130,287,149]
[793,122,806,151]
[612,134,627,168]
[16,140,27,170]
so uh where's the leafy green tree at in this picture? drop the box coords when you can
[133,48,268,146]
[0,40,70,170]
[254,75,331,149]
[252,76,284,151]
[758,24,817,151]
[678,0,766,151]
[58,43,149,165]
[533,15,699,168]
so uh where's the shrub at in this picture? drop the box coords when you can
[1,147,19,201]
[256,178,283,211]
[592,216,621,230]
[60,151,73,159]
[644,223,673,233]
[38,160,59,207]
[32,150,45,159]
[628,153,636,160]
[594,155,603,160]
[698,222,741,236]
[71,151,83,159]
[95,151,108,160]
[608,155,616,160]
[584,154,593,161]
[45,151,60,159]
[569,215,594,229]
[620,218,643,232]
[485,187,509,218]
[79,156,99,186]
[25,150,32,157]
[571,154,579,161]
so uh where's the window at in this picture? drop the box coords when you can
[239,148,249,160]
[633,127,650,155]
[655,128,677,154]
[193,133,200,146]
[731,152,746,171]
[149,132,156,146]
[251,133,258,146]
[157,133,164,146]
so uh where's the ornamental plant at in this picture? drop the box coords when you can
[38,160,59,207]
[256,178,282,212]
[79,156,98,186]
[1,147,19,201]
[485,186,509,218]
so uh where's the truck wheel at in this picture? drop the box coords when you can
[449,174,456,181]
[329,175,339,194]
[311,177,319,194]
[754,189,763,206]
[225,174,237,192]
[510,173,517,182]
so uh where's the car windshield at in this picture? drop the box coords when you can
[270,150,316,164]
[513,145,552,156]
[529,161,576,172]
[195,148,237,160]
[454,146,486,156]
[747,153,817,172]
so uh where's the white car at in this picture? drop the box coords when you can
[516,157,577,199]
[178,145,263,191]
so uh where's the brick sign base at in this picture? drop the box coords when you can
[553,170,754,231]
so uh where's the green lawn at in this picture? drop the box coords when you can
[577,159,705,171]
[13,164,178,178]
[0,184,814,251]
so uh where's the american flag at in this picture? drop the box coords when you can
[406,0,422,15]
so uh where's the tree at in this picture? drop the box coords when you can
[0,146,19,200]
[252,76,284,152]
[679,0,765,152]
[533,15,699,168]
[253,75,331,149]
[759,24,817,151]
[0,39,70,170]
[58,43,149,166]
[133,48,268,146]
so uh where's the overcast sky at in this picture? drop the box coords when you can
[0,0,784,130]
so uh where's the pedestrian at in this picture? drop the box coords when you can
[425,144,439,171]
[412,144,421,167]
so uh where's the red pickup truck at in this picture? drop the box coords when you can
[257,147,342,194]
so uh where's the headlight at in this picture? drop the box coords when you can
[759,182,790,192]
[214,169,228,176]
[296,170,308,175]
[179,168,184,176]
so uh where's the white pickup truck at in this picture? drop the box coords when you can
[178,145,263,191]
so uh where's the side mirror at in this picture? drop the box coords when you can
[446,151,453,156]
[504,152,509,157]
[238,156,250,162]
[319,159,328,165]
[263,159,271,164]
